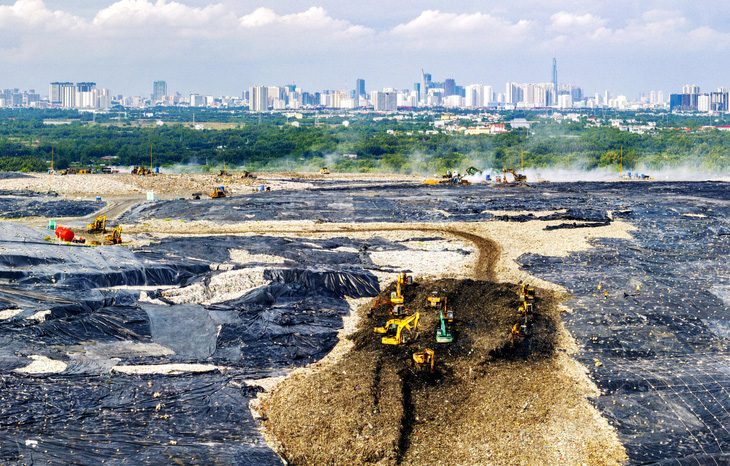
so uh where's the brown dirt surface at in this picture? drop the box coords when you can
[261,278,622,465]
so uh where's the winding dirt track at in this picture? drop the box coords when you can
[130,223,501,281]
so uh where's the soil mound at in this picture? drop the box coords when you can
[261,278,593,465]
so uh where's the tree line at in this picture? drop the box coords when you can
[0,108,728,173]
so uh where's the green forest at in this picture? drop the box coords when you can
[0,108,729,173]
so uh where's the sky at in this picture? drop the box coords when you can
[1,0,730,99]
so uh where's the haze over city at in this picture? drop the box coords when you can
[2,0,730,98]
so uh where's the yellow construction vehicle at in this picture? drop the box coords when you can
[374,312,420,345]
[210,186,227,198]
[427,290,442,307]
[390,272,412,304]
[87,215,107,233]
[320,167,330,174]
[132,166,151,176]
[502,168,527,183]
[412,348,435,372]
[520,283,535,301]
[104,226,122,245]
[242,171,257,179]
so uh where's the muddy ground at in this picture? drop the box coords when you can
[261,278,625,465]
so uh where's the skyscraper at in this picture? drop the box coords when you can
[152,81,167,101]
[249,86,268,112]
[444,79,456,97]
[552,57,558,96]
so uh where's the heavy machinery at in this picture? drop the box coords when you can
[242,171,256,179]
[132,166,151,176]
[520,283,535,301]
[412,348,435,372]
[427,290,442,307]
[87,215,107,234]
[502,168,527,183]
[320,167,330,174]
[436,297,453,343]
[210,186,227,198]
[510,323,523,347]
[390,272,412,304]
[466,166,483,176]
[371,296,410,317]
[218,170,230,177]
[374,312,420,345]
[104,226,122,245]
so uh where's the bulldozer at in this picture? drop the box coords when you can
[218,170,230,177]
[412,348,435,372]
[87,215,107,234]
[320,167,330,174]
[427,290,442,307]
[242,171,257,179]
[210,186,227,198]
[502,168,527,183]
[104,226,122,245]
[374,312,420,345]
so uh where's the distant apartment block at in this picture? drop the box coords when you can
[670,86,728,112]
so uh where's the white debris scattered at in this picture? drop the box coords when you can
[15,355,68,374]
[0,308,23,320]
[112,363,231,375]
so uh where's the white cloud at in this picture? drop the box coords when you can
[549,11,606,33]
[390,10,533,48]
[93,0,231,28]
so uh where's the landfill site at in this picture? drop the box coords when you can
[0,171,729,465]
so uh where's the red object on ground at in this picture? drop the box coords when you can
[55,227,74,242]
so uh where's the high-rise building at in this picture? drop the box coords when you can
[50,82,74,106]
[444,79,456,97]
[249,86,268,112]
[355,79,365,101]
[372,90,397,112]
[152,81,167,101]
[552,57,558,97]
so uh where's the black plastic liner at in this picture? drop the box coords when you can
[0,221,388,464]
[3,180,730,464]
[0,196,102,218]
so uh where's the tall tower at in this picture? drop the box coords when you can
[552,57,558,104]
[355,79,365,103]
[152,81,167,101]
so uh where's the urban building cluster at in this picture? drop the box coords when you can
[669,85,729,112]
[0,68,691,113]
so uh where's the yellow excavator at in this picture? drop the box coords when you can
[412,348,435,372]
[390,272,412,304]
[320,167,330,174]
[87,215,107,234]
[104,226,122,245]
[502,168,527,183]
[374,312,420,345]
[132,166,151,176]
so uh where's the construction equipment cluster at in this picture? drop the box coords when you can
[511,283,535,347]
[372,272,456,374]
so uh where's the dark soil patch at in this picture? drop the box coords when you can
[262,278,564,465]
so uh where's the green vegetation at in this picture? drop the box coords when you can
[0,108,729,173]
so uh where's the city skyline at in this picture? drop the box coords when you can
[1,1,730,97]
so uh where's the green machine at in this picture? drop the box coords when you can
[436,297,453,343]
